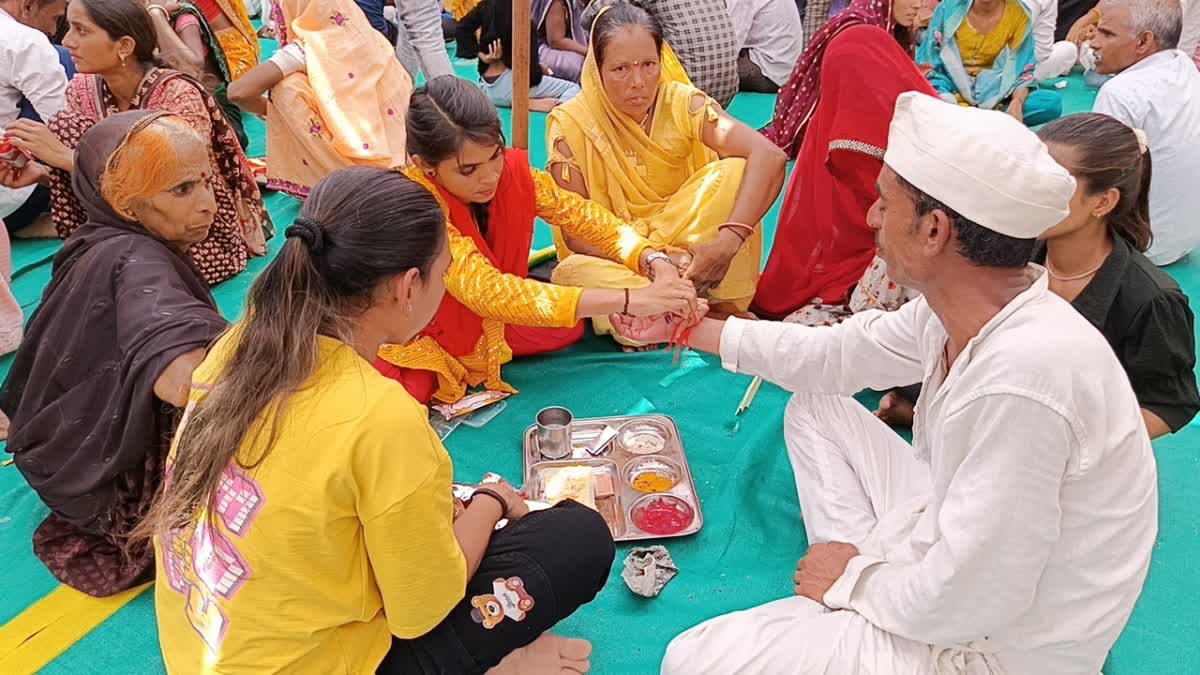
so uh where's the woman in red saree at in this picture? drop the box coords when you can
[375,77,697,404]
[752,24,936,321]
[763,0,924,160]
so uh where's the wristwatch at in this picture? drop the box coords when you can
[643,251,674,280]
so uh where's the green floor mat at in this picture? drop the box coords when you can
[2,41,1197,674]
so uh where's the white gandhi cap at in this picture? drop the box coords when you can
[883,92,1076,240]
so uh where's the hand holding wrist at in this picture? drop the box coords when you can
[649,256,679,280]
[640,250,676,278]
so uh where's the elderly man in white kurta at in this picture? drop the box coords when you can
[1091,0,1200,265]
[616,93,1159,674]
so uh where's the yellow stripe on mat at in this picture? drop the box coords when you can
[0,582,151,675]
[528,245,556,267]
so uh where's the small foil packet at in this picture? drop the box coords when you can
[432,389,511,421]
[479,472,512,487]
[0,138,31,169]
[621,545,678,598]
[452,475,541,529]
[451,473,520,504]
[451,483,477,502]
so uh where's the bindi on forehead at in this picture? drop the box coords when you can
[607,57,658,68]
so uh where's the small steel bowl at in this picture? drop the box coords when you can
[629,494,695,535]
[624,455,682,493]
[617,418,672,455]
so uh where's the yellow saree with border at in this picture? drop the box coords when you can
[545,42,761,336]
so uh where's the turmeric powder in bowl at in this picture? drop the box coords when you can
[632,470,675,493]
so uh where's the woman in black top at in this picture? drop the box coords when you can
[1036,113,1199,437]
[879,113,1199,438]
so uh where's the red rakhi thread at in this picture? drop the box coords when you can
[665,309,700,365]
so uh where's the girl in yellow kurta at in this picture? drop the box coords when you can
[375,76,699,404]
[546,3,787,340]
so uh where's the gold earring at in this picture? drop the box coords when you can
[425,170,434,178]
[121,54,127,67]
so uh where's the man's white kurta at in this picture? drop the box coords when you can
[1093,49,1200,265]
[0,8,67,218]
[715,268,1156,674]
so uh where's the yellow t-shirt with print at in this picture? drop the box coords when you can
[154,332,467,674]
[956,1,1029,77]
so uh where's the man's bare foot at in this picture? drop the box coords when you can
[875,391,915,427]
[13,213,57,239]
[487,635,592,674]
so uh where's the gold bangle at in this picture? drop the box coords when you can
[718,222,754,243]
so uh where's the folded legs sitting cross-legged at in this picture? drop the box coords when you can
[145,167,615,674]
[546,4,787,344]
[615,93,1156,674]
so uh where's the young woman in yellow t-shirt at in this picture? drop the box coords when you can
[137,167,615,674]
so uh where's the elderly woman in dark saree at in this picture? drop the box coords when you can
[0,110,227,597]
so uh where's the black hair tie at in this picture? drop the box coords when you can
[284,217,326,255]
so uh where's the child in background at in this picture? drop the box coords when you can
[457,0,581,110]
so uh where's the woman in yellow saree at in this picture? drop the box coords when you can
[547,3,786,340]
[227,0,411,197]
[160,0,259,79]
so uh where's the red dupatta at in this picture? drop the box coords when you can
[753,25,935,319]
[419,149,538,357]
[764,0,909,159]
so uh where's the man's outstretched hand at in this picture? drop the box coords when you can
[610,300,709,345]
[793,542,859,606]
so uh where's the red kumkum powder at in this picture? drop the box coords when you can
[633,497,694,535]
